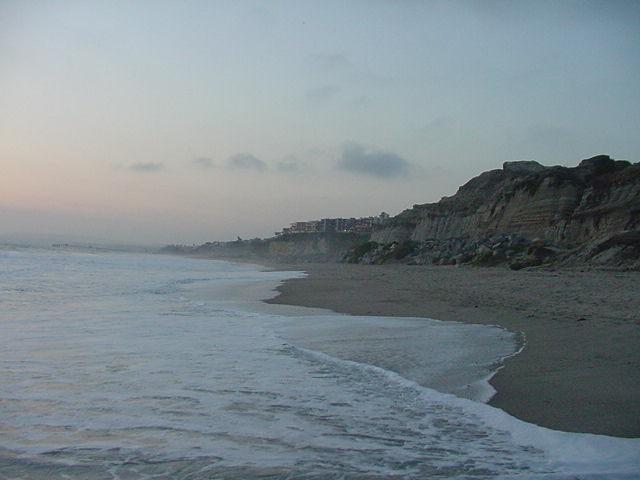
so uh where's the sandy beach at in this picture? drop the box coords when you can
[265,263,640,438]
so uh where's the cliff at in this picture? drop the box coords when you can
[263,232,369,263]
[375,156,638,244]
[359,155,640,269]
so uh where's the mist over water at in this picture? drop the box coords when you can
[0,249,638,479]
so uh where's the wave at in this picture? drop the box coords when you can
[283,343,640,479]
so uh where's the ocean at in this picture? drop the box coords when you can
[0,248,638,479]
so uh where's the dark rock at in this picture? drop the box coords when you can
[503,160,545,174]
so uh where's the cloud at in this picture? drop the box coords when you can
[337,143,411,178]
[192,157,216,168]
[306,85,340,103]
[276,155,307,173]
[227,153,267,171]
[128,162,164,172]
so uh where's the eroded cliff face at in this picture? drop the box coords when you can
[373,155,639,248]
[265,233,369,263]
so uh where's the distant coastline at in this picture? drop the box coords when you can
[163,155,640,270]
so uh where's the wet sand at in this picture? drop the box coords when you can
[265,263,640,438]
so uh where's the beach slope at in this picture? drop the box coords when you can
[266,263,640,438]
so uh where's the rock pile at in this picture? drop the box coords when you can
[344,230,640,270]
[344,234,568,269]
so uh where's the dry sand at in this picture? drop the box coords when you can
[265,263,640,438]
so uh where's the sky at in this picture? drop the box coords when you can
[1,0,639,245]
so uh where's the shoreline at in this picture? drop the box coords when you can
[264,262,640,438]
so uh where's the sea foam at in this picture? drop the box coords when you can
[0,248,637,479]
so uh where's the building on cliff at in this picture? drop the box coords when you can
[278,213,390,236]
